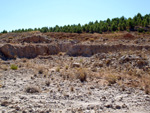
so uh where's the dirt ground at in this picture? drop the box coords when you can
[0,32,150,113]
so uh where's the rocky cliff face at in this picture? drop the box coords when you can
[0,43,150,59]
[0,43,71,59]
[67,44,150,56]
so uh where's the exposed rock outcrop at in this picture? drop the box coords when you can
[0,44,59,59]
[67,44,150,56]
[0,43,150,59]
[19,35,51,43]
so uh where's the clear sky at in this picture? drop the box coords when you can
[0,0,150,32]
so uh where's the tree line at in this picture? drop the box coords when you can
[1,13,150,34]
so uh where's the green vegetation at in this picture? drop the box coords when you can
[1,30,7,33]
[10,64,18,70]
[1,13,150,34]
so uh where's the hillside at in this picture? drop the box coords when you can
[0,31,150,112]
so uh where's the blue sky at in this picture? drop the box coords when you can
[0,0,150,32]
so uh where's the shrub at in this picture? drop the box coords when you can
[25,86,40,93]
[22,58,27,63]
[138,28,144,33]
[70,87,74,92]
[10,64,18,70]
[99,31,102,34]
[38,69,43,74]
[105,59,111,66]
[70,57,73,60]
[38,67,44,74]
[45,80,50,86]
[127,29,130,32]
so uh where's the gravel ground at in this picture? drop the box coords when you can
[0,57,150,113]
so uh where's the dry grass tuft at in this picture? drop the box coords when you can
[58,52,65,56]
[70,57,73,60]
[105,74,118,85]
[22,58,27,63]
[37,66,48,76]
[89,38,95,42]
[0,64,8,71]
[56,67,60,72]
[79,59,83,63]
[105,59,111,66]
[142,77,150,94]
[76,68,87,82]
[65,65,69,70]
[70,86,74,92]
[145,86,150,94]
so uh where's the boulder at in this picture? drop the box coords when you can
[119,55,149,69]
[72,63,81,68]
[119,55,141,64]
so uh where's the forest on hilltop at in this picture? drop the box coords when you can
[1,13,150,34]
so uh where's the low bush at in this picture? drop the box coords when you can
[10,64,18,70]
[25,86,40,94]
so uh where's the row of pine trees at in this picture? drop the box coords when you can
[1,13,150,34]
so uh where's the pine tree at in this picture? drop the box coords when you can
[1,30,7,33]
[127,18,134,30]
[111,22,117,31]
[144,19,148,27]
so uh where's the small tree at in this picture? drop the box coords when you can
[111,22,117,31]
[127,18,134,30]
[144,19,148,27]
[1,30,7,33]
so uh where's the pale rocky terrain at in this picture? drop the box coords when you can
[0,31,150,113]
